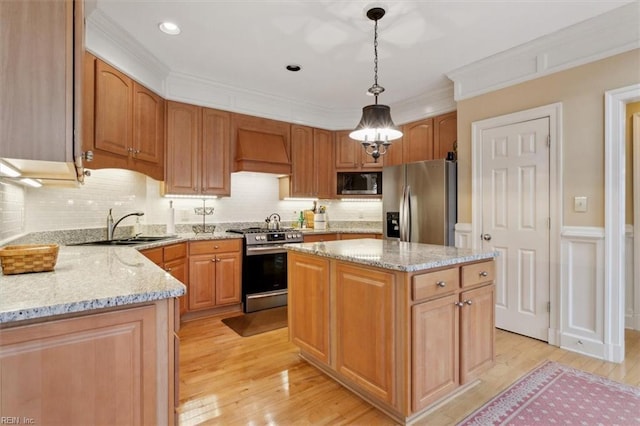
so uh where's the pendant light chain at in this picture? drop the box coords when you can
[373,18,379,104]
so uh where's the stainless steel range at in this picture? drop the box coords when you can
[227,227,303,313]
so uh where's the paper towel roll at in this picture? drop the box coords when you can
[167,201,176,234]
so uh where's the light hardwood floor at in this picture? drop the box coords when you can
[177,313,640,425]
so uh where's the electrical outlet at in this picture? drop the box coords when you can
[574,196,588,213]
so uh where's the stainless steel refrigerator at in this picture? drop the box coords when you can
[383,159,457,245]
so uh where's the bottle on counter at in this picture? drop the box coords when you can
[291,211,298,228]
[299,211,305,229]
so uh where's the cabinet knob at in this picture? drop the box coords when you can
[214,245,219,249]
[464,299,472,305]
[165,267,173,272]
[211,258,216,262]
[133,149,140,155]
[83,151,94,162]
[436,281,446,288]
[454,301,464,308]
[479,271,489,277]
[127,147,134,153]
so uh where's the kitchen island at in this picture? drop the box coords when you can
[0,246,185,425]
[286,238,497,424]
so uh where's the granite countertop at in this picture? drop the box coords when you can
[0,246,186,324]
[285,238,497,272]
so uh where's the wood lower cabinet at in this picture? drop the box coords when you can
[83,55,165,181]
[288,253,331,364]
[339,233,382,240]
[335,262,396,405]
[188,240,242,311]
[288,253,495,423]
[303,233,339,243]
[165,101,231,196]
[140,243,188,315]
[0,301,176,425]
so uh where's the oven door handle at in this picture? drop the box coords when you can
[245,245,291,255]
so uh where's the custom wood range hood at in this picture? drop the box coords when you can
[232,113,292,175]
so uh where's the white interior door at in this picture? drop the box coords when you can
[481,117,550,341]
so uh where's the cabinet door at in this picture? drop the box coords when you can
[188,254,216,311]
[288,253,331,364]
[165,258,188,315]
[314,128,335,198]
[459,284,495,384]
[202,108,231,196]
[335,263,396,405]
[214,251,241,305]
[403,118,434,163]
[94,60,132,157]
[383,136,404,166]
[335,130,358,169]
[412,294,459,411]
[0,305,157,425]
[290,125,315,197]
[0,0,74,162]
[433,111,457,160]
[166,101,201,195]
[132,82,164,166]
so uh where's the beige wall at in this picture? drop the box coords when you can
[456,49,640,226]
[627,101,640,225]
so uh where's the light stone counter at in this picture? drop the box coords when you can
[0,246,186,324]
[285,238,496,272]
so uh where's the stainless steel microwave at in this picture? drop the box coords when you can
[336,172,382,195]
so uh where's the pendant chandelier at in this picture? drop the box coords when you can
[349,7,402,163]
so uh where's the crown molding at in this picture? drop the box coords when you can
[447,2,640,101]
[390,83,456,125]
[85,9,170,95]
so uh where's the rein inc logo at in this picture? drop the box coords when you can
[0,418,35,425]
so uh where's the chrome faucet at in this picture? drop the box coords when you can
[107,209,144,240]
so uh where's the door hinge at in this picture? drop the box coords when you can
[547,217,551,229]
[547,302,551,313]
[546,135,550,147]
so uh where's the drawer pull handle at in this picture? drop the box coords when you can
[436,281,446,288]
[464,299,473,305]
[479,271,489,277]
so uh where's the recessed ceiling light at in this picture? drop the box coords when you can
[159,22,181,35]
[286,64,302,72]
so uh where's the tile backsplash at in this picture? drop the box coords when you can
[3,169,382,241]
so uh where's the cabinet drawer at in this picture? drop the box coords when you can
[141,247,163,265]
[412,268,459,302]
[303,233,339,243]
[461,261,495,288]
[189,239,242,255]
[164,243,187,262]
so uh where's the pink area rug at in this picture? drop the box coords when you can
[458,360,640,426]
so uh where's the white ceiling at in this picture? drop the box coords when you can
[91,0,634,113]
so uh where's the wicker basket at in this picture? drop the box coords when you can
[0,244,59,275]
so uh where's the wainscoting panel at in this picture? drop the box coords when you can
[560,227,605,359]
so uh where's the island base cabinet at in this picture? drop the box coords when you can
[411,294,459,411]
[0,300,176,425]
[460,284,496,384]
[288,253,331,364]
[335,263,396,406]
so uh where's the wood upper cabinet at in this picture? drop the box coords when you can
[291,125,315,197]
[288,252,331,364]
[83,55,164,180]
[434,111,457,160]
[335,130,383,170]
[0,0,80,163]
[403,117,434,163]
[287,125,335,198]
[188,240,241,311]
[335,262,396,405]
[165,101,231,196]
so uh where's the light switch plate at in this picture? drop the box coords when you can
[574,196,588,213]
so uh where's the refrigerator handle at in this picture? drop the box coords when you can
[400,185,411,242]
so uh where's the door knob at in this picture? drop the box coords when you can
[482,233,492,241]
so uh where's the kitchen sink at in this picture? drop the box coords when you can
[69,236,177,246]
